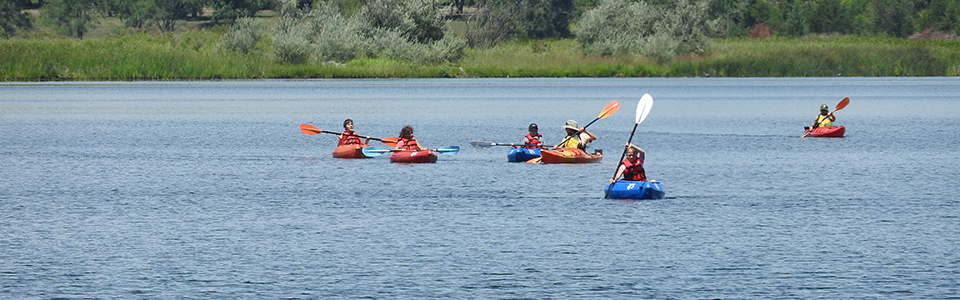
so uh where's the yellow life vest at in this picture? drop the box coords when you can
[817,115,833,127]
[560,134,582,149]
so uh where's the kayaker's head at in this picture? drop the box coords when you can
[626,146,638,158]
[820,104,829,114]
[563,120,579,135]
[343,119,354,131]
[399,126,414,139]
[528,123,538,134]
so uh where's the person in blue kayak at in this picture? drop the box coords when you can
[555,120,596,150]
[394,125,424,151]
[810,104,836,129]
[514,123,543,148]
[338,119,370,146]
[610,143,648,183]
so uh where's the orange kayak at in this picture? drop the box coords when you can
[332,144,370,159]
[540,148,602,164]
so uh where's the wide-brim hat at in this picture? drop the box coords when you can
[563,120,578,130]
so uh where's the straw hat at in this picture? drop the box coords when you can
[563,120,579,130]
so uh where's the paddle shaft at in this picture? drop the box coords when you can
[605,122,640,199]
[312,129,389,142]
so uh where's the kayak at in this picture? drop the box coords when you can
[604,180,665,200]
[332,144,370,159]
[804,125,845,138]
[389,149,438,163]
[539,148,602,164]
[507,147,540,162]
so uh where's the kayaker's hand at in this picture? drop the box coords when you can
[609,178,615,184]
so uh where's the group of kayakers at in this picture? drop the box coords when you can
[337,119,423,151]
[331,102,839,182]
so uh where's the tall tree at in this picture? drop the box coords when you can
[1,0,33,37]
[42,0,100,39]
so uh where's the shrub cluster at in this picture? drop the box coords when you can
[575,0,711,59]
[222,0,465,65]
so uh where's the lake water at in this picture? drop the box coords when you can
[1,78,959,299]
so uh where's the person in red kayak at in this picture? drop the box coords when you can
[554,120,596,150]
[514,123,543,148]
[809,104,836,129]
[338,119,371,146]
[610,143,649,183]
[394,125,424,151]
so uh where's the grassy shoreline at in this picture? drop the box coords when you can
[3,33,960,81]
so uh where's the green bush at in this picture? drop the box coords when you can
[576,0,711,57]
[219,17,266,54]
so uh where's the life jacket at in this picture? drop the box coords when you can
[397,136,420,150]
[524,133,542,149]
[816,115,834,127]
[621,157,646,181]
[560,134,583,150]
[338,130,363,145]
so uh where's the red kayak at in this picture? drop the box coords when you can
[389,149,438,163]
[332,144,370,159]
[804,126,845,138]
[539,148,602,164]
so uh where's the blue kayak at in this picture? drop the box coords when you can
[604,180,665,200]
[507,147,540,162]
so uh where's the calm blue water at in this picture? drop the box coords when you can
[2,78,959,299]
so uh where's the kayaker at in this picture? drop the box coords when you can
[810,104,836,129]
[394,125,425,151]
[514,123,543,149]
[554,120,596,150]
[338,119,371,146]
[610,143,648,183]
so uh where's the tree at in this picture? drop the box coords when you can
[1,0,33,37]
[210,0,273,23]
[42,0,100,39]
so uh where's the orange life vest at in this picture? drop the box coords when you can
[621,157,646,181]
[338,130,363,145]
[397,136,419,150]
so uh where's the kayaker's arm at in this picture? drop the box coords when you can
[580,127,596,143]
[610,164,627,184]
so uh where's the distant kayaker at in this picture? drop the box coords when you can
[338,119,371,146]
[610,143,648,183]
[395,125,425,151]
[514,123,543,149]
[810,104,836,129]
[555,120,596,150]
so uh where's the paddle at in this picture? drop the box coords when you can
[526,100,620,163]
[470,141,543,148]
[299,124,399,147]
[361,146,461,157]
[605,94,654,199]
[802,97,849,137]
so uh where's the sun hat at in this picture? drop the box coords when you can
[529,123,538,131]
[820,104,829,111]
[563,120,579,130]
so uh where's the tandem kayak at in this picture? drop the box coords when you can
[804,126,845,138]
[507,147,540,162]
[332,144,370,159]
[389,149,438,163]
[604,180,665,200]
[539,148,602,164]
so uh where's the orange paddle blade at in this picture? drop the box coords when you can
[598,100,619,119]
[380,137,399,147]
[526,157,542,164]
[300,124,321,135]
[834,97,850,111]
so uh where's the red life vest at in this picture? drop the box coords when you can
[339,130,363,145]
[621,157,646,181]
[524,133,542,148]
[397,136,419,150]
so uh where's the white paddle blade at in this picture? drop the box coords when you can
[636,93,654,124]
[470,141,495,148]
